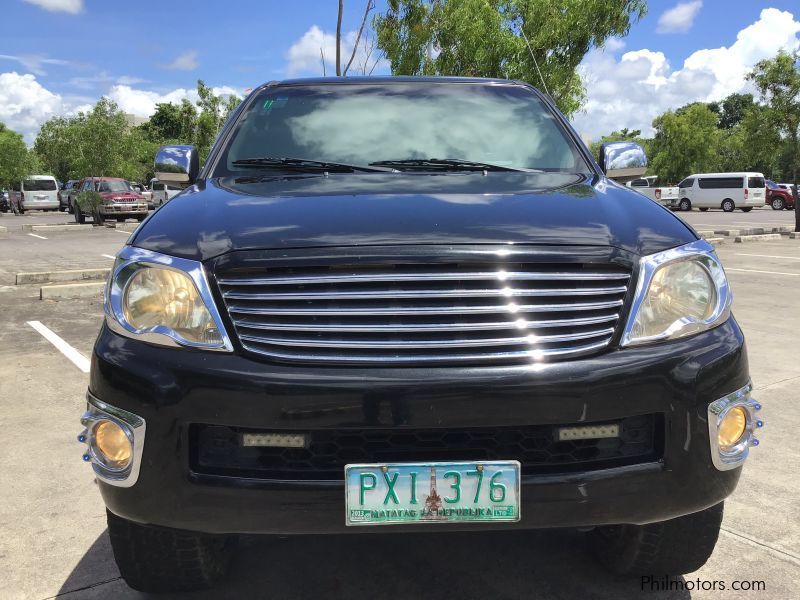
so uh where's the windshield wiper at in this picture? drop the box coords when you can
[231,157,395,173]
[368,158,537,173]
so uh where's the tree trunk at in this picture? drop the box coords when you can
[335,0,343,76]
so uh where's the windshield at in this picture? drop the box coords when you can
[24,179,57,191]
[215,83,589,176]
[97,180,132,193]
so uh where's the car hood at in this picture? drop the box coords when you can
[132,172,697,262]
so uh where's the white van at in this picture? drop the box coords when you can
[148,178,180,207]
[10,175,60,212]
[676,172,765,212]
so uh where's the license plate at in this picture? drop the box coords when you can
[345,460,520,526]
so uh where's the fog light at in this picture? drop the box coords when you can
[718,406,747,449]
[94,420,132,469]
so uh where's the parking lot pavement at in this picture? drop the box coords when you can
[0,230,799,599]
[676,205,796,230]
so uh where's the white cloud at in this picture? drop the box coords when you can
[0,54,71,76]
[107,84,241,117]
[286,25,386,76]
[0,72,65,143]
[574,8,800,140]
[657,1,703,34]
[162,50,199,71]
[23,0,82,14]
[603,38,626,53]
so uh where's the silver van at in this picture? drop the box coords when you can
[11,175,60,213]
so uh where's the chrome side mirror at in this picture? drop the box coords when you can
[154,145,199,188]
[599,142,647,182]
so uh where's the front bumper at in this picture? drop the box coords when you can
[89,317,750,535]
[100,203,148,215]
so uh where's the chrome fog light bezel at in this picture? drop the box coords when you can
[79,393,146,487]
[708,382,762,471]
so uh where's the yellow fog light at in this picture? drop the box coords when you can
[718,406,747,449]
[94,420,132,469]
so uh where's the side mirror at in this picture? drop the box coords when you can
[154,145,199,188]
[599,142,647,183]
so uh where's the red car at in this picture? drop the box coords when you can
[73,177,149,223]
[766,180,795,210]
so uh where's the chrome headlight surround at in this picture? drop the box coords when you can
[621,239,732,347]
[79,393,146,487]
[105,245,233,351]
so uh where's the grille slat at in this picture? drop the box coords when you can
[223,285,628,301]
[218,270,631,286]
[232,312,620,333]
[217,258,631,365]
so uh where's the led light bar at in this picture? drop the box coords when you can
[557,424,620,441]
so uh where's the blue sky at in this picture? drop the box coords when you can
[1,0,799,142]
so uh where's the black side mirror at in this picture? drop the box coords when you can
[154,145,200,188]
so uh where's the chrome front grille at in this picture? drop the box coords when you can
[216,260,631,366]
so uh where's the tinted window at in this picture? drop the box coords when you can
[678,178,694,188]
[218,83,589,174]
[747,177,765,188]
[152,183,164,191]
[23,179,57,191]
[631,179,649,187]
[698,177,743,189]
[97,181,132,192]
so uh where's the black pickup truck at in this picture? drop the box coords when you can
[79,77,761,593]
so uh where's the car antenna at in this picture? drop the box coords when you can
[519,26,550,98]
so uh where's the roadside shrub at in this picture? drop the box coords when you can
[76,190,105,225]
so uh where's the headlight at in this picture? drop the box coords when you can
[105,246,232,350]
[621,240,731,346]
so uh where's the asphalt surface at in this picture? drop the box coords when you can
[0,208,798,599]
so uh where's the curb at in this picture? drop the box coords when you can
[789,232,800,239]
[22,223,94,232]
[734,234,782,243]
[17,268,110,285]
[40,281,105,300]
[706,237,724,246]
[696,230,715,237]
[714,229,740,237]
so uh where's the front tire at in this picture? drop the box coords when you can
[588,502,724,576]
[722,199,735,212]
[678,198,691,211]
[106,510,235,593]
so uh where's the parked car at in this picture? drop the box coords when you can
[73,177,148,223]
[625,175,680,209]
[80,77,757,594]
[129,182,153,208]
[148,178,180,207]
[766,179,795,210]
[59,179,79,212]
[9,175,60,213]
[0,190,9,213]
[677,172,765,212]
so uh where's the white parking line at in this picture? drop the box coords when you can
[26,320,90,373]
[101,254,116,260]
[27,233,47,240]
[736,253,800,261]
[114,230,130,235]
[727,268,799,277]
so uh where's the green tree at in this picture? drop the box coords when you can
[747,50,800,230]
[717,93,754,129]
[374,0,647,116]
[34,116,77,183]
[0,123,33,189]
[649,103,719,184]
[194,80,241,161]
